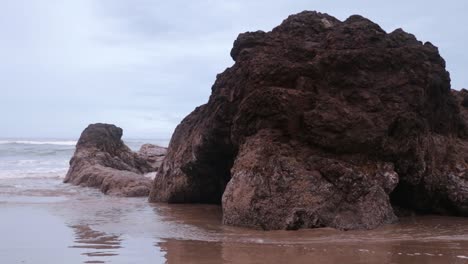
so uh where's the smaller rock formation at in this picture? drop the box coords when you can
[64,123,157,197]
[138,144,167,171]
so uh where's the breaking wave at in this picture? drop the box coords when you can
[0,140,77,146]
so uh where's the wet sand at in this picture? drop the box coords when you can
[1,177,468,263]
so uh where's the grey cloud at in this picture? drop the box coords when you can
[0,0,467,139]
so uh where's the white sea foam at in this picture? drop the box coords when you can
[144,172,157,179]
[0,140,77,146]
[0,140,73,180]
[0,169,67,179]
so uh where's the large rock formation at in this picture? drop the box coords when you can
[149,11,468,230]
[65,123,156,197]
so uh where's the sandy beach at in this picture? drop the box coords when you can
[0,177,467,264]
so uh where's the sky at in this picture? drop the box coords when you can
[1,0,467,140]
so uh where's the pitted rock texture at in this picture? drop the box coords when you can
[149,11,468,230]
[65,123,154,197]
[138,144,167,171]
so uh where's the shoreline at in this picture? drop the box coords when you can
[1,176,468,263]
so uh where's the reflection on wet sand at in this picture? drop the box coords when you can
[157,236,468,264]
[2,178,468,264]
[157,239,395,264]
[154,204,468,264]
[69,225,121,263]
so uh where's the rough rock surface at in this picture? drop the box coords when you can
[149,11,468,230]
[138,144,167,171]
[65,123,155,197]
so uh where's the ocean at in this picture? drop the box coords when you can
[1,139,468,264]
[0,138,168,180]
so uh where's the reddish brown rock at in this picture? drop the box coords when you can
[453,89,468,121]
[138,144,167,171]
[64,123,154,197]
[149,11,468,230]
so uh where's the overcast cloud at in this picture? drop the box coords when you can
[1,0,467,140]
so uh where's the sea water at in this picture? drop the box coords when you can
[0,139,166,179]
[0,139,468,264]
